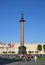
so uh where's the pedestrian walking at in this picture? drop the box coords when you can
[34,55,37,62]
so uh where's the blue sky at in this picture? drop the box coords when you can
[0,0,45,43]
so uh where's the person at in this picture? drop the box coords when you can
[26,54,30,61]
[34,55,37,62]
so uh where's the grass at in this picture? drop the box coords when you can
[37,57,45,61]
[6,57,20,61]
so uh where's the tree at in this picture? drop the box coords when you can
[37,44,42,51]
[43,45,45,52]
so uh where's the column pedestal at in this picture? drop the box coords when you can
[18,46,27,55]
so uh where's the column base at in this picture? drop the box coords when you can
[18,46,27,55]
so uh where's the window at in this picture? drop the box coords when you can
[28,51,31,53]
[35,51,38,53]
[11,51,15,53]
[28,51,34,53]
[3,52,7,53]
[8,51,15,53]
[31,51,34,53]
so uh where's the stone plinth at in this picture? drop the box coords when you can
[18,46,27,55]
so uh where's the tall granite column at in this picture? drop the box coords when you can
[18,13,27,54]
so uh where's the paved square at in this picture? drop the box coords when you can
[0,58,45,65]
[6,61,45,65]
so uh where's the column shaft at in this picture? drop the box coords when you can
[20,21,24,46]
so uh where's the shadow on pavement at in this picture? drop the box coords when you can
[0,57,20,65]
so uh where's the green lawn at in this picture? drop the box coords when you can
[37,57,45,61]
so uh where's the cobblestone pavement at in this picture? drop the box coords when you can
[0,57,45,65]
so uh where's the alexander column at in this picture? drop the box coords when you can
[18,13,27,55]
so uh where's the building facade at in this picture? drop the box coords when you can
[0,42,45,55]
